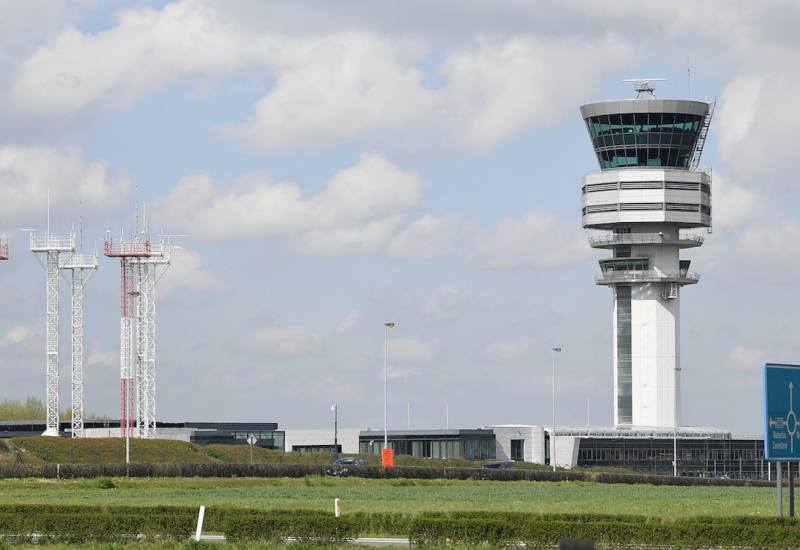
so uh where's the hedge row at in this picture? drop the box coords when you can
[0,512,193,543]
[0,462,777,487]
[409,516,800,548]
[3,506,800,547]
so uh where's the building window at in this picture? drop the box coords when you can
[510,439,524,461]
[292,445,341,454]
[616,286,632,424]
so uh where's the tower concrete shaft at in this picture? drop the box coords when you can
[29,230,75,436]
[580,92,714,428]
[59,250,99,438]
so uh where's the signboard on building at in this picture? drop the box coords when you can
[764,363,800,461]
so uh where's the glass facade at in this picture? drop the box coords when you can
[584,112,704,169]
[599,258,648,272]
[293,444,341,454]
[510,439,524,461]
[190,429,285,449]
[616,286,632,424]
[576,437,768,479]
[359,430,496,461]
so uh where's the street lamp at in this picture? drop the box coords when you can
[331,404,338,461]
[552,347,561,472]
[674,366,682,476]
[384,323,395,451]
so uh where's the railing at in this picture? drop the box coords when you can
[0,241,8,260]
[587,233,704,247]
[29,233,75,252]
[593,270,700,285]
[103,239,151,257]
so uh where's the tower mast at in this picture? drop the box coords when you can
[104,227,150,437]
[26,206,75,436]
[59,216,99,438]
[580,80,715,428]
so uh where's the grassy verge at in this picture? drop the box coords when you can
[0,475,780,518]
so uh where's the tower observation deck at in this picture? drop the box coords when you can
[580,82,715,428]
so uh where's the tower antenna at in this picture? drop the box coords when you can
[687,57,691,100]
[622,78,666,99]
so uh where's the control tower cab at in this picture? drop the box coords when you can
[580,80,715,428]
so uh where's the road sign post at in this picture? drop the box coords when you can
[764,363,800,517]
[246,434,257,464]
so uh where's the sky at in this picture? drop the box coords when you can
[0,0,798,436]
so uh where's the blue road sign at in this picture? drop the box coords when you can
[765,363,800,461]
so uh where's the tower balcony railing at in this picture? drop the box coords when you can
[29,233,75,253]
[593,269,700,286]
[103,239,151,258]
[588,233,704,249]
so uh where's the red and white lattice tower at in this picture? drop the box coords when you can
[132,232,172,439]
[104,229,150,437]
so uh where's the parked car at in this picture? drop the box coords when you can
[481,460,515,470]
[333,456,370,466]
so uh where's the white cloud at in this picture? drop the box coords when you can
[0,324,41,347]
[733,218,800,278]
[710,172,766,232]
[386,214,467,259]
[236,325,323,355]
[716,65,800,182]
[422,287,477,321]
[510,373,605,395]
[282,376,363,401]
[725,346,768,372]
[9,0,262,117]
[480,336,532,362]
[0,145,132,224]
[157,248,230,297]
[154,152,424,254]
[335,309,360,336]
[388,335,440,363]
[386,366,423,380]
[9,0,635,152]
[468,210,590,269]
[226,32,634,152]
[222,31,433,149]
[86,341,118,368]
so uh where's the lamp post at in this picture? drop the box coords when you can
[674,366,682,476]
[384,323,395,452]
[552,347,561,472]
[331,404,338,461]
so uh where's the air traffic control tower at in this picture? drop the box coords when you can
[580,80,715,428]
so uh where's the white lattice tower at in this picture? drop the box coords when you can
[28,229,75,436]
[104,230,150,437]
[134,236,171,439]
[59,249,99,438]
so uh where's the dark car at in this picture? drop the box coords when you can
[481,460,515,470]
[333,457,369,466]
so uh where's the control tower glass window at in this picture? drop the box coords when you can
[585,113,704,169]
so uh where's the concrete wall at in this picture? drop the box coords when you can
[283,428,364,454]
[483,425,546,465]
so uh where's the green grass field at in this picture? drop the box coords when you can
[0,476,782,518]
